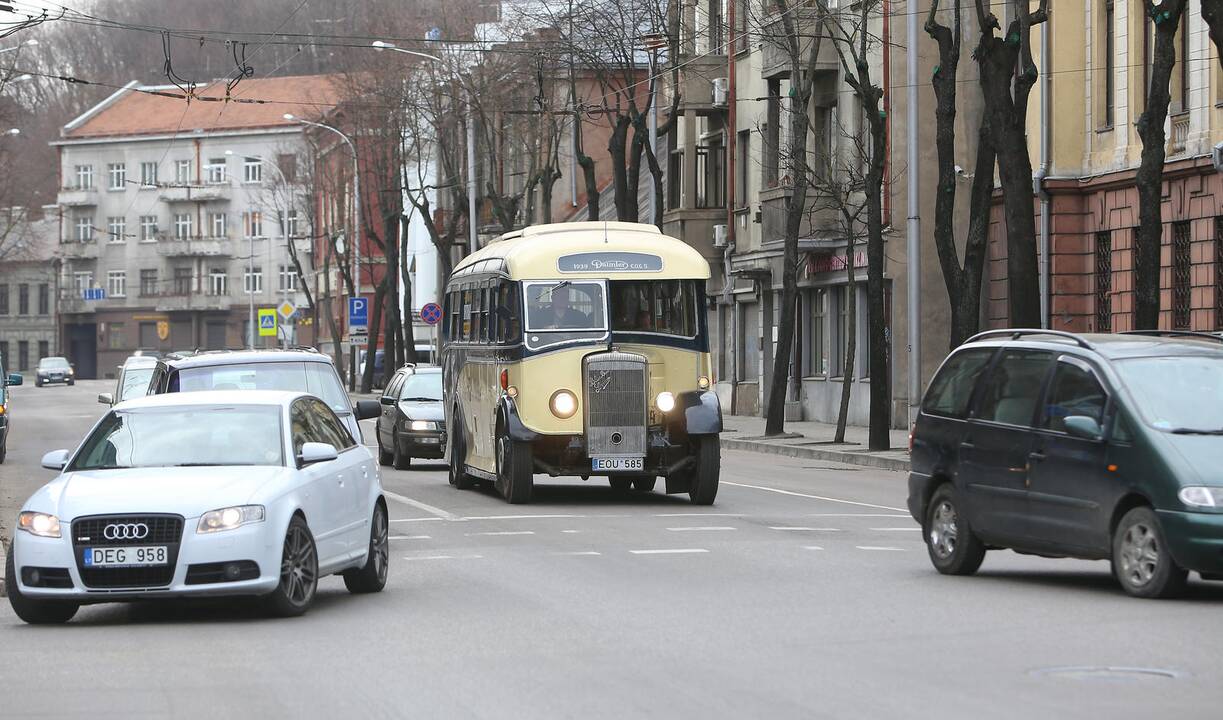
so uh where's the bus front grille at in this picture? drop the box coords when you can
[584,352,648,457]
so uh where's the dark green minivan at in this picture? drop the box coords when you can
[908,330,1223,598]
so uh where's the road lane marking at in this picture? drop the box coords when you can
[723,481,907,512]
[390,517,445,523]
[465,530,535,536]
[803,546,824,551]
[807,513,911,518]
[856,546,907,552]
[561,530,580,534]
[383,490,458,520]
[654,513,743,518]
[404,554,484,561]
[768,526,842,532]
[552,551,601,556]
[459,514,584,521]
[388,535,432,540]
[666,526,737,532]
[869,527,921,532]
[629,548,710,555]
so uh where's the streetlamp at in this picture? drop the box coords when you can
[372,40,477,256]
[227,150,291,348]
[0,39,38,55]
[5,128,18,136]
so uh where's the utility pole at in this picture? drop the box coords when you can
[905,1,921,426]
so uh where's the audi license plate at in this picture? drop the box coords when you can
[83,546,168,567]
[592,457,644,472]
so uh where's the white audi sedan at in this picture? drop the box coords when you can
[6,390,389,624]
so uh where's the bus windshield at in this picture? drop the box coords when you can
[610,280,698,337]
[524,281,606,332]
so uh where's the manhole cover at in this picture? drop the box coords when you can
[1029,666,1183,682]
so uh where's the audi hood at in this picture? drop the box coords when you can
[24,466,296,521]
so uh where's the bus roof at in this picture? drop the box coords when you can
[452,222,711,281]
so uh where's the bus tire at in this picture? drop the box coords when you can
[687,435,720,506]
[496,432,533,504]
[448,418,475,490]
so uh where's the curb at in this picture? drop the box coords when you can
[721,437,910,472]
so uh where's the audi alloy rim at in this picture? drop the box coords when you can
[929,500,958,560]
[1119,522,1160,588]
[371,507,388,583]
[280,524,317,606]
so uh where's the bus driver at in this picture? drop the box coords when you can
[532,287,589,329]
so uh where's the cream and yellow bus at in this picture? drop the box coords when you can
[441,221,722,505]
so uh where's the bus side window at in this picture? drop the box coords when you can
[442,292,451,343]
[485,282,499,344]
[496,282,520,343]
[479,284,491,344]
[461,288,473,341]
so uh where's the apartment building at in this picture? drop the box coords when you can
[0,210,59,373]
[51,75,339,378]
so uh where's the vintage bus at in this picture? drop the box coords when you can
[441,221,722,505]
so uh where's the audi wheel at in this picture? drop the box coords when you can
[264,515,318,617]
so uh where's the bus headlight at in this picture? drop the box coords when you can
[550,389,578,419]
[655,391,676,413]
[698,375,710,389]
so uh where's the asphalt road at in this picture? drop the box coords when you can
[1,381,1220,719]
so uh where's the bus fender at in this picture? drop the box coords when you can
[497,396,538,443]
[677,390,722,435]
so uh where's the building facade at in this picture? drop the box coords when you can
[0,210,59,373]
[51,76,338,378]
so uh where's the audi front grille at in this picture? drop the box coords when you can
[71,514,185,589]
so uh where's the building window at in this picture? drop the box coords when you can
[1216,218,1223,330]
[243,157,262,183]
[1179,12,1190,112]
[38,340,48,360]
[139,215,158,241]
[17,284,28,315]
[1172,220,1191,330]
[206,158,226,184]
[73,272,92,296]
[277,153,297,182]
[667,149,683,210]
[1103,0,1114,127]
[208,269,227,296]
[243,210,263,238]
[244,266,263,294]
[736,130,750,208]
[173,267,192,295]
[284,210,299,238]
[1095,231,1112,332]
[17,341,28,371]
[74,164,93,190]
[175,159,193,185]
[0,284,7,314]
[139,269,158,296]
[106,324,125,350]
[108,163,126,190]
[74,215,93,242]
[37,284,48,315]
[833,286,850,376]
[279,264,297,292]
[107,216,126,243]
[764,79,781,187]
[107,270,126,298]
[209,212,227,238]
[733,0,747,53]
[140,161,158,187]
[804,288,827,376]
[173,213,194,239]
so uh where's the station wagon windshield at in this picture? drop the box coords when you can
[1115,356,1223,432]
[69,405,285,470]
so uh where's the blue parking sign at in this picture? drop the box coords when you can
[348,297,368,329]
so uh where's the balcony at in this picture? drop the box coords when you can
[59,297,95,315]
[58,241,100,259]
[157,237,234,257]
[158,183,232,203]
[759,7,839,79]
[155,294,231,312]
[1169,112,1190,156]
[58,187,99,206]
[668,53,726,116]
[759,185,841,251]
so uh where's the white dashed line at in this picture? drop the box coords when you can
[807,513,912,518]
[561,530,580,534]
[723,481,907,512]
[383,490,458,520]
[654,513,744,518]
[388,535,431,540]
[404,554,484,561]
[768,526,842,532]
[870,527,921,532]
[630,548,710,555]
[465,530,535,537]
[460,514,585,521]
[390,517,445,523]
[803,546,824,551]
[552,551,601,556]
[666,526,737,532]
[856,546,908,552]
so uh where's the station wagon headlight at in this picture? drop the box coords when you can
[655,391,676,413]
[1178,487,1223,509]
[409,420,437,431]
[197,505,265,533]
[17,512,60,538]
[550,389,578,419]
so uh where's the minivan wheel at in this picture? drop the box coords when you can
[1112,506,1187,599]
[924,484,986,576]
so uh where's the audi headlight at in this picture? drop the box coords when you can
[655,391,676,413]
[197,505,265,533]
[17,511,61,538]
[1179,487,1223,508]
[410,420,437,431]
[550,389,578,419]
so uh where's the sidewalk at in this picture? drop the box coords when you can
[720,415,911,472]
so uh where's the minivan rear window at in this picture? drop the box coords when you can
[923,349,995,418]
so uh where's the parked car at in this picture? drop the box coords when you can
[6,390,388,624]
[145,349,380,440]
[0,359,22,463]
[908,329,1223,599]
[375,365,445,469]
[35,357,74,387]
[98,355,159,406]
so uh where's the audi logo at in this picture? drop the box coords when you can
[103,523,149,540]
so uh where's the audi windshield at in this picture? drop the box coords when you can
[69,405,285,470]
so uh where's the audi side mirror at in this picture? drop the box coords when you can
[297,442,338,466]
[1064,415,1104,441]
[97,392,114,405]
[41,449,70,471]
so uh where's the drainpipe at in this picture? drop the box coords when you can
[905,0,920,425]
[725,0,738,396]
[1036,11,1052,329]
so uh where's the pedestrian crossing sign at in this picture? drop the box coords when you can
[258,308,278,337]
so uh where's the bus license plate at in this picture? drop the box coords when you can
[592,457,644,472]
[83,546,168,567]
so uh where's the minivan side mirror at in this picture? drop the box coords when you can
[97,392,114,405]
[355,399,381,420]
[1064,415,1104,441]
[6,373,22,386]
[297,442,339,466]
[41,449,70,471]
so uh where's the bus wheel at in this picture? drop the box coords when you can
[687,435,720,506]
[496,433,533,504]
[448,420,475,490]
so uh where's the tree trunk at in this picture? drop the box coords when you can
[834,244,857,443]
[400,229,418,365]
[1134,1,1186,329]
[955,121,996,345]
[1202,0,1223,71]
[865,107,890,451]
[609,115,634,221]
[322,240,345,375]
[361,276,387,394]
